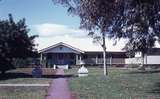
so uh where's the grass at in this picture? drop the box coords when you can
[0,68,55,99]
[66,67,160,99]
[0,86,48,99]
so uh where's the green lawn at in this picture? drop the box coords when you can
[0,86,48,99]
[0,68,55,99]
[66,67,160,99]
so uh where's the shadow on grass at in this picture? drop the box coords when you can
[147,82,160,96]
[0,72,76,81]
[42,74,77,79]
[0,72,32,80]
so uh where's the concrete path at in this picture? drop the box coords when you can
[45,69,73,99]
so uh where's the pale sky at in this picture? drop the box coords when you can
[34,23,127,51]
[1,0,159,52]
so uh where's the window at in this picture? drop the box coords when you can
[98,54,102,58]
[70,54,75,59]
[47,54,52,59]
[58,54,63,59]
[83,54,88,59]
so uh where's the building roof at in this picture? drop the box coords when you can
[39,42,126,54]
[39,42,85,53]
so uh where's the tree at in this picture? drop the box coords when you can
[0,14,38,74]
[53,0,123,75]
[124,35,156,70]
[88,32,107,75]
[53,0,160,73]
[116,0,160,69]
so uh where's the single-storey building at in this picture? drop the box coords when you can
[39,42,127,67]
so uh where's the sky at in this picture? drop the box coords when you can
[0,0,128,51]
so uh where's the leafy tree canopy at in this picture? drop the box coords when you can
[53,0,160,52]
[0,14,38,74]
[53,0,120,33]
[53,0,160,71]
[53,0,160,42]
[121,0,160,62]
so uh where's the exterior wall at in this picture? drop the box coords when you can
[112,58,125,64]
[147,56,160,64]
[125,55,160,64]
[129,48,160,65]
[125,57,141,64]
[81,52,126,65]
[135,52,142,57]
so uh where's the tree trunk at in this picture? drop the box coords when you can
[102,32,108,76]
[145,53,147,65]
[142,53,144,67]
[139,52,145,70]
[103,49,107,75]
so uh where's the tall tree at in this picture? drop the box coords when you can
[88,32,107,75]
[53,0,160,73]
[0,14,38,74]
[53,0,122,75]
[115,0,160,69]
[124,35,156,70]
